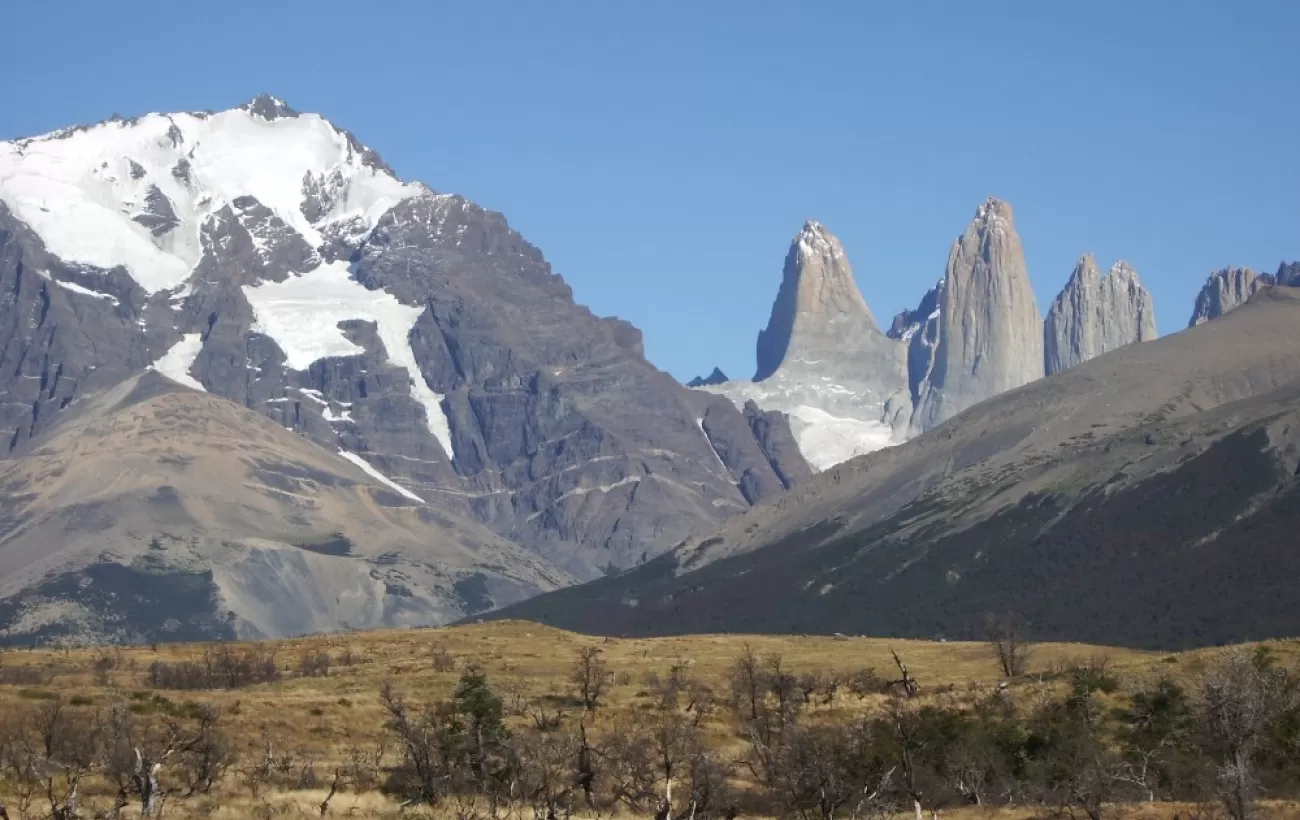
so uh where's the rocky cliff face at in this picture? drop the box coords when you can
[1188,267,1274,327]
[887,280,944,408]
[699,221,908,470]
[0,96,809,603]
[1044,255,1157,374]
[1273,261,1300,287]
[911,198,1043,430]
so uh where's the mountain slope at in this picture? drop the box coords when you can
[0,96,809,588]
[0,372,571,643]
[485,288,1300,649]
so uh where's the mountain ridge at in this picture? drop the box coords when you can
[486,287,1300,648]
[0,96,811,639]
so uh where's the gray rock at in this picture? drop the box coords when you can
[912,198,1043,431]
[687,367,728,388]
[755,220,891,381]
[888,280,944,408]
[1274,261,1300,287]
[1044,254,1157,374]
[741,399,813,490]
[243,93,299,120]
[705,221,908,470]
[131,185,180,237]
[1188,267,1275,327]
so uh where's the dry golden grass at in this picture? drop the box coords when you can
[3,621,1300,819]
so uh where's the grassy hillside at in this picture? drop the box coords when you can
[1,622,1298,819]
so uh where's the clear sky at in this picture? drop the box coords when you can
[3,1,1296,382]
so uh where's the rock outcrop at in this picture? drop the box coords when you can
[687,367,728,388]
[700,221,908,471]
[911,198,1043,430]
[754,221,891,381]
[1044,255,1157,374]
[1188,267,1274,327]
[1274,261,1300,287]
[888,280,944,408]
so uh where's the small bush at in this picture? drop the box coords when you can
[297,651,331,678]
[431,645,457,673]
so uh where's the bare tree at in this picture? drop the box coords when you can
[728,645,767,722]
[570,647,610,713]
[888,651,919,699]
[1198,648,1300,820]
[105,702,233,817]
[983,612,1032,678]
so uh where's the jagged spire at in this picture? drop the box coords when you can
[754,220,878,381]
[1045,255,1157,375]
[911,197,1043,430]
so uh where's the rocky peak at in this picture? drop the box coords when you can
[242,93,299,120]
[687,367,728,388]
[911,197,1043,430]
[754,220,879,381]
[1275,261,1300,287]
[701,220,909,471]
[1188,267,1274,327]
[1044,254,1157,375]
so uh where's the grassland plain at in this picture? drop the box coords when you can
[0,621,1298,819]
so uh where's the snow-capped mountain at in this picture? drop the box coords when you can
[0,95,810,640]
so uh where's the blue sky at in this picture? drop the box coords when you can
[3,1,1296,381]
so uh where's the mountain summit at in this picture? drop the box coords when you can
[912,197,1043,430]
[1044,255,1157,374]
[699,221,908,470]
[754,220,881,380]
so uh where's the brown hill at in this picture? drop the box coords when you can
[0,373,571,643]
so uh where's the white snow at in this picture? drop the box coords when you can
[296,387,329,406]
[701,369,904,471]
[243,261,455,457]
[323,405,352,423]
[0,106,420,294]
[56,280,120,304]
[149,333,205,391]
[337,449,424,503]
[785,405,895,471]
[695,418,729,473]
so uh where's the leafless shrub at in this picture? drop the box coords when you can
[147,646,280,690]
[984,612,1033,678]
[297,651,332,678]
[570,646,610,712]
[431,645,458,673]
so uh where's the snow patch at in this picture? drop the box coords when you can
[695,418,729,474]
[786,405,895,471]
[149,333,205,391]
[53,279,120,305]
[243,261,455,457]
[323,405,353,423]
[337,449,424,503]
